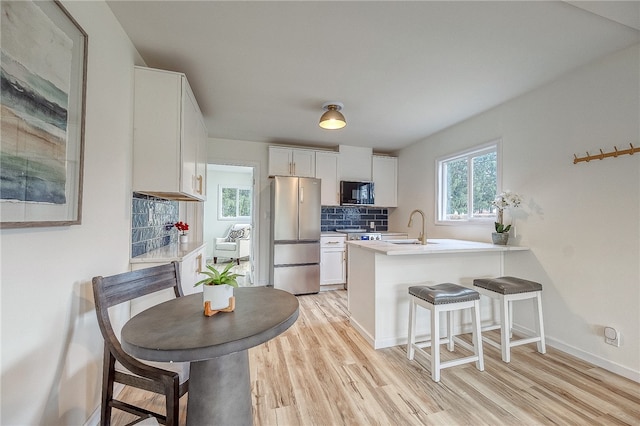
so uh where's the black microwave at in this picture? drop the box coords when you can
[340,181,375,205]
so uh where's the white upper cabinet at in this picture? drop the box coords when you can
[372,155,398,207]
[133,66,206,201]
[338,145,372,181]
[315,151,340,206]
[268,146,315,177]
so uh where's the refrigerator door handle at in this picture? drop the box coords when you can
[300,186,304,204]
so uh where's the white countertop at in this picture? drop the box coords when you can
[131,241,207,263]
[347,238,528,255]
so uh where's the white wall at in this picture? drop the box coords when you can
[207,138,270,284]
[394,45,640,380]
[204,165,253,260]
[0,2,141,424]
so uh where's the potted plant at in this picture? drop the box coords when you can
[491,190,522,245]
[195,263,242,310]
[175,221,189,243]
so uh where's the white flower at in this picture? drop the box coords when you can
[492,190,522,211]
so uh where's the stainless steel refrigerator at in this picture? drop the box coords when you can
[269,176,321,295]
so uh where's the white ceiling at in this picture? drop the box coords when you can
[107,1,639,153]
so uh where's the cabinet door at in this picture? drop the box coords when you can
[195,115,207,199]
[182,83,201,199]
[315,152,339,206]
[339,145,372,181]
[269,147,316,177]
[372,156,398,207]
[133,67,182,195]
[181,246,206,295]
[292,149,315,177]
[320,247,346,285]
[269,147,293,176]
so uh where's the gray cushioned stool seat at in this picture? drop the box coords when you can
[473,276,542,295]
[409,283,479,305]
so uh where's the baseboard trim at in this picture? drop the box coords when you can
[348,318,378,348]
[513,324,639,383]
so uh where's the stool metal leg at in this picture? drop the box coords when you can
[407,297,416,360]
[431,306,441,382]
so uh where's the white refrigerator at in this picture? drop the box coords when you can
[269,176,321,295]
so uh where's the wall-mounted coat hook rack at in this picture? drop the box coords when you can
[573,143,639,164]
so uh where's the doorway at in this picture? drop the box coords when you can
[204,163,257,286]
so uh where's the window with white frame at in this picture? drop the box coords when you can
[218,185,251,220]
[437,142,499,224]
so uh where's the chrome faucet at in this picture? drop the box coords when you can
[408,209,427,245]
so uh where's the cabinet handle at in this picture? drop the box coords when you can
[197,254,203,272]
[327,241,339,244]
[293,162,296,175]
[197,175,203,194]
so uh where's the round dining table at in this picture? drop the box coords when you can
[121,286,299,426]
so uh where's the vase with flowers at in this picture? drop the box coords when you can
[175,221,190,244]
[491,190,521,245]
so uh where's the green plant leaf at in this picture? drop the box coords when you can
[494,222,511,233]
[194,262,243,286]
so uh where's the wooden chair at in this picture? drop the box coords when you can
[92,262,189,426]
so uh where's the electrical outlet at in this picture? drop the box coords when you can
[604,326,620,347]
[370,221,375,230]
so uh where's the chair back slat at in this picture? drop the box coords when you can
[93,262,183,309]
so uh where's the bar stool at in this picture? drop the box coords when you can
[407,283,484,382]
[473,276,546,363]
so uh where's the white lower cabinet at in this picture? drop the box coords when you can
[180,245,207,294]
[320,234,346,286]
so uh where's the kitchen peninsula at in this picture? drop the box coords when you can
[347,239,528,349]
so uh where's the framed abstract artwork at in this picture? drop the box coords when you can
[1,0,87,228]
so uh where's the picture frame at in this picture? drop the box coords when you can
[1,0,87,228]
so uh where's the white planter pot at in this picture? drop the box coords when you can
[202,284,234,310]
[179,234,189,244]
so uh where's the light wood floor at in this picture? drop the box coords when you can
[111,289,640,425]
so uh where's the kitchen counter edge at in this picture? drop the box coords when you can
[347,238,528,255]
[131,241,207,263]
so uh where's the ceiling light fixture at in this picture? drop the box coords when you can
[319,102,346,130]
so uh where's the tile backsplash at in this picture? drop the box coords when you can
[131,193,179,257]
[321,206,388,232]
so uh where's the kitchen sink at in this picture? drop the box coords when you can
[387,239,421,244]
[387,239,438,245]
